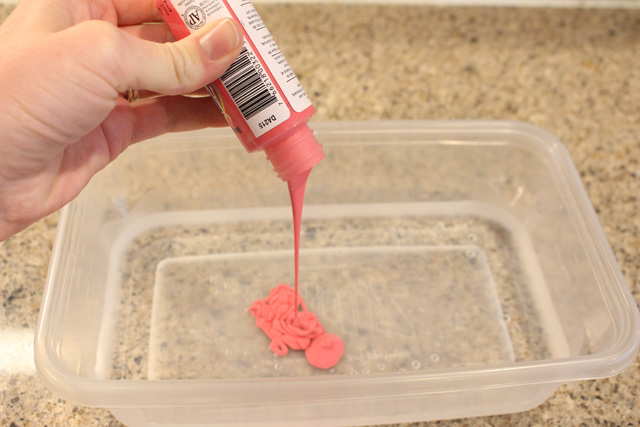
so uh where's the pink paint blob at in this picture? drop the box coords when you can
[306,334,345,370]
[249,284,344,369]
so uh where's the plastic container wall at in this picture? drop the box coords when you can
[35,121,640,426]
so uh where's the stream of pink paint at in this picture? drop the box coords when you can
[248,167,345,369]
[287,168,312,316]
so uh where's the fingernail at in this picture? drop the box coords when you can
[200,19,243,60]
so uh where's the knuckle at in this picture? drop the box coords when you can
[70,21,127,90]
[165,43,202,93]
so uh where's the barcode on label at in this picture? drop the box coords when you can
[220,47,278,120]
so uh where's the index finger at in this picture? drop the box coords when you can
[113,0,162,26]
[1,0,163,37]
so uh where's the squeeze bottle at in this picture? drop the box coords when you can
[154,0,325,181]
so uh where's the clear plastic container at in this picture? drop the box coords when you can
[35,121,640,426]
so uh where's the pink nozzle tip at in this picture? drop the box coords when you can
[264,124,325,182]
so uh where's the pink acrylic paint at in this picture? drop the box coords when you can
[156,0,342,369]
[287,168,311,313]
[249,284,344,369]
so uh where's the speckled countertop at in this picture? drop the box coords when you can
[1,2,639,426]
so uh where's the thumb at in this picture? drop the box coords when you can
[112,18,244,95]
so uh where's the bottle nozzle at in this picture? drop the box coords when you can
[264,124,325,182]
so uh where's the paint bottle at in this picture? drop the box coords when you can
[154,0,325,182]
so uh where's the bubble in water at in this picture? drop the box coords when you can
[435,341,442,349]
[208,276,218,284]
[466,249,476,259]
[274,363,283,371]
[362,367,370,374]
[430,354,440,362]
[504,314,511,322]
[411,360,422,369]
[468,233,478,242]
[377,363,386,371]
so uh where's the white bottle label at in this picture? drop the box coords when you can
[226,1,313,114]
[171,0,293,137]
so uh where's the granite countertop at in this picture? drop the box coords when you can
[1,2,639,426]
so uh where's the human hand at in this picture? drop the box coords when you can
[0,0,244,241]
